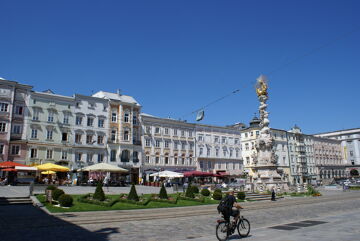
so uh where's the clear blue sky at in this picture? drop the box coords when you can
[1,0,359,134]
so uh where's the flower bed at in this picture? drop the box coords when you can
[78,193,119,207]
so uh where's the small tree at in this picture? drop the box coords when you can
[185,184,195,198]
[128,184,139,201]
[159,184,168,199]
[93,181,105,201]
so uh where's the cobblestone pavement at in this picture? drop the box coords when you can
[78,191,360,241]
[0,188,359,241]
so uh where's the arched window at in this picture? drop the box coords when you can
[121,150,130,162]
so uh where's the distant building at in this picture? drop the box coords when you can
[315,128,360,175]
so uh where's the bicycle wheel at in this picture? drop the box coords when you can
[237,218,250,237]
[216,221,229,241]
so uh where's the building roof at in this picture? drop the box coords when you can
[313,127,360,136]
[92,91,140,106]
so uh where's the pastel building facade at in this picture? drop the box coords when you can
[0,78,32,163]
[92,91,142,183]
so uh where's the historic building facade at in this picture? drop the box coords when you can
[24,90,75,166]
[92,91,142,183]
[315,128,360,176]
[72,94,109,170]
[195,124,242,177]
[141,114,196,180]
[0,78,32,164]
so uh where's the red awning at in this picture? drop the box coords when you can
[218,172,230,176]
[0,161,28,168]
[1,168,17,172]
[183,171,214,177]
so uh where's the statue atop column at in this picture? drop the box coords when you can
[252,75,288,192]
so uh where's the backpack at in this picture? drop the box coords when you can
[217,195,232,215]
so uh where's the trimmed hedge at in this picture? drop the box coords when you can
[237,191,246,200]
[45,185,57,195]
[159,184,168,199]
[128,184,139,201]
[58,194,73,207]
[191,185,199,194]
[93,182,105,201]
[78,193,119,207]
[212,189,223,200]
[185,184,195,198]
[52,188,65,201]
[201,188,210,197]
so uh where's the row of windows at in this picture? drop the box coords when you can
[199,147,240,158]
[199,161,240,170]
[111,112,138,124]
[75,116,105,127]
[0,103,24,115]
[146,126,193,137]
[197,135,240,145]
[145,139,194,149]
[242,131,260,138]
[109,150,139,162]
[145,155,192,165]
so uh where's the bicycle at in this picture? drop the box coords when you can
[216,212,250,241]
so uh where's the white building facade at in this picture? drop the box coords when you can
[72,94,109,170]
[195,124,243,177]
[141,114,196,180]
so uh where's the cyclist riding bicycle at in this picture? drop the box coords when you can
[217,189,243,225]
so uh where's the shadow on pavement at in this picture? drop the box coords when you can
[0,204,119,241]
[228,234,252,240]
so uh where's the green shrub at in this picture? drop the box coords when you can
[306,185,320,196]
[185,184,195,198]
[46,185,57,190]
[58,194,73,207]
[128,184,139,201]
[93,182,105,201]
[52,188,65,201]
[201,188,210,196]
[159,184,168,199]
[191,185,199,194]
[212,189,222,200]
[237,191,246,200]
[45,185,57,194]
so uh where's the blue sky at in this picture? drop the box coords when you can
[1,0,359,134]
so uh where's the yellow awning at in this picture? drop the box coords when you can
[41,170,56,175]
[36,163,69,172]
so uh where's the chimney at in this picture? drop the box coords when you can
[117,89,122,95]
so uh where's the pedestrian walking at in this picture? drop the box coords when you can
[271,188,276,201]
